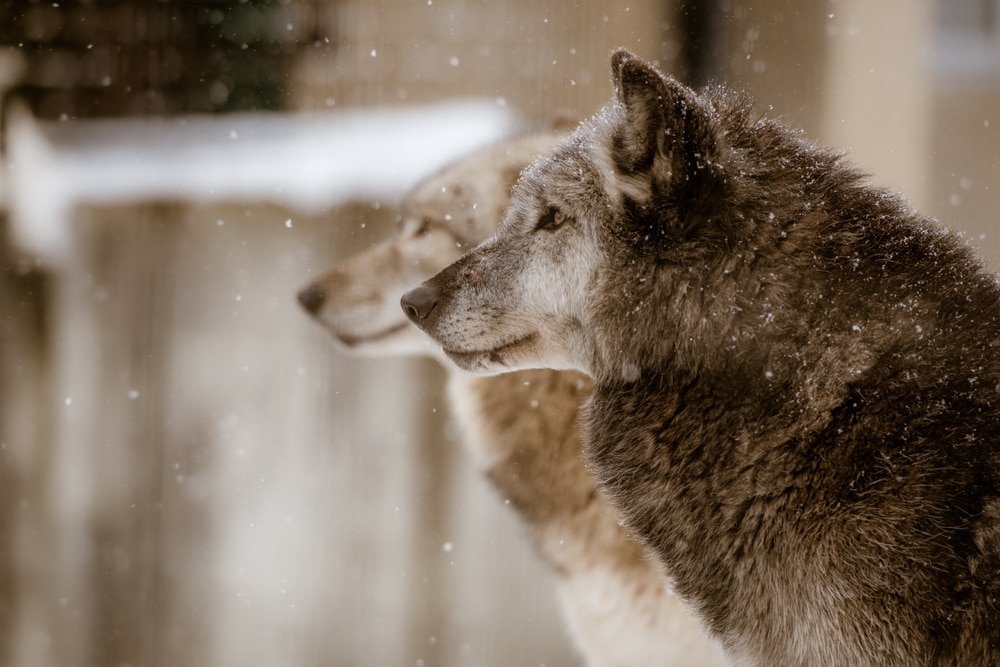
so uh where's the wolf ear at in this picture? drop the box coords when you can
[609,49,713,179]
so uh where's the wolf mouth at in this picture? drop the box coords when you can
[443,331,538,367]
[337,321,411,348]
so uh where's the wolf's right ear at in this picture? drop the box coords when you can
[609,49,715,179]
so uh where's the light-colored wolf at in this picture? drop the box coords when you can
[298,135,726,667]
[402,50,1000,665]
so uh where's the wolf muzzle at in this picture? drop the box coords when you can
[297,282,327,314]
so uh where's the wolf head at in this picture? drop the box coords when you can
[402,49,832,379]
[297,133,565,359]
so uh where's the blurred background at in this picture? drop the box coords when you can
[0,1,996,666]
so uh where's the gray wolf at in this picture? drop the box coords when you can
[401,50,1000,665]
[298,134,727,666]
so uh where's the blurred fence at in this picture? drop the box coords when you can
[0,1,998,666]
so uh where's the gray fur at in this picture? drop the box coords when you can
[403,50,1000,665]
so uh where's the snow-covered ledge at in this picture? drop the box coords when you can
[2,100,520,262]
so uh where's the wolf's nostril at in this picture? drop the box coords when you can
[297,283,326,314]
[400,285,438,322]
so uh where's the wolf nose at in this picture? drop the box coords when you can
[297,283,326,314]
[401,285,437,322]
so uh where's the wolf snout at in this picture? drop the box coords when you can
[401,285,438,324]
[297,283,326,314]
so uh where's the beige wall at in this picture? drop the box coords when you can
[819,0,934,209]
[292,0,674,123]
[710,0,998,269]
[931,85,1000,269]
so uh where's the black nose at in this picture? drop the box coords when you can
[400,285,437,322]
[297,283,326,314]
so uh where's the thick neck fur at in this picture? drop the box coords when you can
[446,369,730,667]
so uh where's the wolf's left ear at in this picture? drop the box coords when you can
[610,49,715,178]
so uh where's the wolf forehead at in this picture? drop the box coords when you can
[517,140,597,195]
[510,90,742,224]
[505,131,618,225]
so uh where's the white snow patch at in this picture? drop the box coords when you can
[3,99,519,261]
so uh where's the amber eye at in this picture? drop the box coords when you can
[535,207,567,231]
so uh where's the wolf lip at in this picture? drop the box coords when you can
[336,321,410,348]
[443,332,538,367]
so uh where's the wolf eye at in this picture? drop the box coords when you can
[413,217,432,236]
[535,208,568,231]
